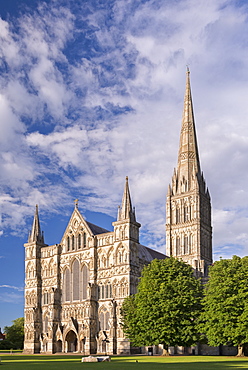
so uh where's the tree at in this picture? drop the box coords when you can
[200,256,248,356]
[121,257,203,353]
[4,317,24,349]
[0,339,13,350]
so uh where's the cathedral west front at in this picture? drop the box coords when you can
[23,70,212,354]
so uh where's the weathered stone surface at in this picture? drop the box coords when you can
[166,70,212,279]
[81,356,98,362]
[23,179,165,355]
[81,356,110,362]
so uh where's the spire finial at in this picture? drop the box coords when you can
[176,69,201,190]
[118,177,136,222]
[28,205,44,244]
[74,199,79,209]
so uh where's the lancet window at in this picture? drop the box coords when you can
[63,268,70,302]
[83,232,87,248]
[82,265,89,300]
[176,208,180,223]
[43,291,50,305]
[98,283,112,299]
[105,282,112,299]
[78,233,81,249]
[99,307,110,331]
[176,236,180,255]
[184,235,188,254]
[184,205,191,222]
[43,315,49,334]
[72,259,80,301]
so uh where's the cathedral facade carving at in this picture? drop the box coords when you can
[23,178,165,354]
[23,70,213,354]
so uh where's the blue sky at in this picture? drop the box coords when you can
[1,0,248,329]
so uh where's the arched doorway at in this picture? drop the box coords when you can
[65,330,78,352]
[56,340,62,353]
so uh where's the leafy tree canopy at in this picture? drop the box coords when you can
[4,317,24,349]
[121,257,202,349]
[200,255,248,356]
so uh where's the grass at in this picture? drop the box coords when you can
[1,355,248,369]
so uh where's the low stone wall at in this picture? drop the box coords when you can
[198,344,237,356]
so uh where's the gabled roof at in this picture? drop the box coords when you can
[138,244,166,262]
[145,246,166,260]
[86,221,110,235]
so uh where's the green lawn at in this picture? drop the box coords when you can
[1,355,248,370]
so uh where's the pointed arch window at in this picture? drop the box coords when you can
[184,205,191,222]
[184,235,189,254]
[72,260,80,301]
[82,265,89,300]
[43,291,50,305]
[63,268,70,302]
[99,307,110,330]
[78,234,81,249]
[188,234,192,254]
[83,232,87,248]
[105,283,112,299]
[105,284,109,298]
[176,208,180,223]
[176,237,180,255]
[72,235,75,250]
[98,284,104,299]
[67,236,70,251]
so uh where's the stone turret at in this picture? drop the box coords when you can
[23,205,46,354]
[113,177,140,243]
[117,176,136,222]
[28,205,44,244]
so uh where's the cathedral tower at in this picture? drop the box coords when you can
[166,69,212,277]
[24,205,46,353]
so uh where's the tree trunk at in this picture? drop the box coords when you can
[237,344,244,357]
[162,344,170,356]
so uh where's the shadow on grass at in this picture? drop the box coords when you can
[1,356,248,369]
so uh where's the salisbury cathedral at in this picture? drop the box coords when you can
[23,70,213,355]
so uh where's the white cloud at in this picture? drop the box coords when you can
[0,0,248,258]
[0,285,24,291]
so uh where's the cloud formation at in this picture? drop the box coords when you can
[0,0,248,259]
[0,285,24,291]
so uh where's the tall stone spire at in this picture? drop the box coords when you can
[166,69,212,278]
[177,68,201,191]
[118,176,136,222]
[28,205,44,244]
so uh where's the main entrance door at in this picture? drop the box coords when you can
[65,331,77,352]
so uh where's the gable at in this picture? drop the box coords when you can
[60,208,93,247]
